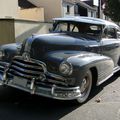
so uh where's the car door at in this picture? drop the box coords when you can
[101,26,120,67]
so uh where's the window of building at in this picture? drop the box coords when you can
[67,5,70,14]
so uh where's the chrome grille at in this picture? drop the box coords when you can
[9,56,46,79]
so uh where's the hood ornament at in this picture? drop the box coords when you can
[22,52,30,61]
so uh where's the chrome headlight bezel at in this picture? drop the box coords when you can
[59,61,73,76]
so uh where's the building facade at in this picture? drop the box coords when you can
[0,0,44,21]
[0,0,18,18]
[28,0,98,21]
[0,0,105,22]
[63,0,97,18]
[28,0,62,21]
[18,0,44,21]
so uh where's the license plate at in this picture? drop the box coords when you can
[13,76,27,87]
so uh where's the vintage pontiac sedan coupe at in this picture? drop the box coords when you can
[0,16,120,103]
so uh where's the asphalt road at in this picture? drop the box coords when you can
[0,72,120,120]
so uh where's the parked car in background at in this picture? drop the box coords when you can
[0,16,120,104]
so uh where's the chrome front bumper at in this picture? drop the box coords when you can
[0,60,81,100]
[0,74,81,100]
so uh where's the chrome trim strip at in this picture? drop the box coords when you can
[12,60,43,70]
[46,72,66,82]
[97,73,113,86]
[97,66,120,86]
[46,78,68,86]
[0,61,9,66]
[13,56,47,73]
[0,66,4,69]
[24,37,35,53]
[113,66,120,73]
[9,69,38,78]
[11,65,41,74]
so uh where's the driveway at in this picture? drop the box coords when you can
[0,72,120,120]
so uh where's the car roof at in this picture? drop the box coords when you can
[53,16,118,27]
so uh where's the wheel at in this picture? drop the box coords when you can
[76,70,92,103]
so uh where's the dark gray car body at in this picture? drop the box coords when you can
[0,17,120,102]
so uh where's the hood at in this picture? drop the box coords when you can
[32,33,92,46]
[24,33,98,60]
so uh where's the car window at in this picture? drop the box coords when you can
[70,25,79,32]
[78,24,102,36]
[53,22,79,32]
[55,23,68,32]
[53,21,102,40]
[54,22,101,32]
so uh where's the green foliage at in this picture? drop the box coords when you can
[104,0,120,22]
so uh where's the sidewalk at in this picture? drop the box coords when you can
[60,74,120,120]
[60,102,120,120]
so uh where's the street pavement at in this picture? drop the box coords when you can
[0,73,120,120]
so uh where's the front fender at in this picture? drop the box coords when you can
[66,52,114,85]
[0,43,20,62]
[44,50,114,86]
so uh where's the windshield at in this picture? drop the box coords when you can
[52,21,102,38]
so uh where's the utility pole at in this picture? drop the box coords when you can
[98,0,101,18]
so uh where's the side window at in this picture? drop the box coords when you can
[70,25,79,32]
[107,27,116,38]
[55,23,68,32]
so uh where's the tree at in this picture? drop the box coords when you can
[103,0,120,22]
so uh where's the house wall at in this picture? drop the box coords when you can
[0,19,15,45]
[18,7,44,21]
[28,0,62,22]
[15,19,52,42]
[0,18,52,45]
[0,0,18,18]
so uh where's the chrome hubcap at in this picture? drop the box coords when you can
[80,77,88,94]
[77,70,92,103]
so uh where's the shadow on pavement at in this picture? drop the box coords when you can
[0,86,80,120]
[0,73,119,120]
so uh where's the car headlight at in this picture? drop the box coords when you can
[59,61,73,75]
[0,50,5,59]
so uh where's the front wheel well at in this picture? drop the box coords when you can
[90,67,98,87]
